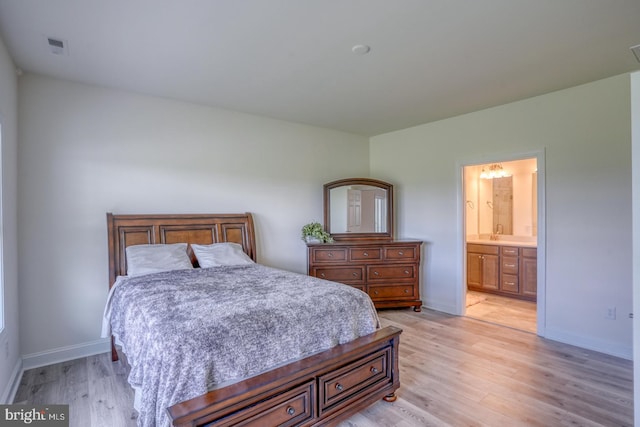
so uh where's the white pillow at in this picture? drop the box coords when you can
[126,243,193,277]
[191,242,255,268]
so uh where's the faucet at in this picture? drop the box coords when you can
[490,224,503,240]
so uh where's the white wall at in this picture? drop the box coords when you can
[17,74,369,362]
[631,70,640,425]
[0,35,20,401]
[371,74,633,358]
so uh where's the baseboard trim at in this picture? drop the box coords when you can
[545,327,632,360]
[1,357,23,403]
[22,338,111,371]
[423,301,457,315]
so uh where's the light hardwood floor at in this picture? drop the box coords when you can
[15,309,632,426]
[465,290,537,333]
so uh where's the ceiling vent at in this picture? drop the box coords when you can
[46,37,67,55]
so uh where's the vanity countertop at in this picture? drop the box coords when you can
[466,239,537,248]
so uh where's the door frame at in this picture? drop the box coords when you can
[456,149,546,336]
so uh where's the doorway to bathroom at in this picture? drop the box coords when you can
[462,156,541,333]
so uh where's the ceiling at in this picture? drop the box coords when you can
[1,1,639,136]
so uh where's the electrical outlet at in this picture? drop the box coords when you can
[606,307,617,320]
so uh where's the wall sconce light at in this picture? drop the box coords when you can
[480,163,510,179]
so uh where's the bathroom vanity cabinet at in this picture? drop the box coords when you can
[467,243,536,301]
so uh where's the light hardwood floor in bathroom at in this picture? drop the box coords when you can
[14,309,632,426]
[465,290,537,333]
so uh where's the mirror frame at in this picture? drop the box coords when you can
[324,178,394,241]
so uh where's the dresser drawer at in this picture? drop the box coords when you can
[310,248,348,263]
[522,247,537,258]
[312,266,364,283]
[501,274,519,293]
[350,248,382,261]
[319,348,390,413]
[383,246,417,260]
[368,284,416,300]
[501,257,519,275]
[206,380,314,427]
[367,265,415,281]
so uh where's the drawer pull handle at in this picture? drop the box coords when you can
[370,367,379,374]
[373,271,379,276]
[335,383,344,391]
[286,406,295,416]
[404,289,409,293]
[373,290,379,295]
[352,272,358,277]
[404,270,410,275]
[327,252,333,257]
[505,264,516,268]
[363,252,369,256]
[505,282,515,286]
[398,251,404,256]
[320,273,325,278]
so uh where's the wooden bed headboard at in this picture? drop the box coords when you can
[106,212,256,288]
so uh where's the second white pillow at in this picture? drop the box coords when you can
[192,242,255,268]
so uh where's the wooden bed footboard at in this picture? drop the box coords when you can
[168,326,402,427]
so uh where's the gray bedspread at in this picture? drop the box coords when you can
[102,264,380,427]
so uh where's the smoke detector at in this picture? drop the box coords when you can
[352,44,371,55]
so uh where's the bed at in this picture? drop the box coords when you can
[104,212,401,427]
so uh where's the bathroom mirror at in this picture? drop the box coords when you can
[324,178,394,241]
[467,158,537,238]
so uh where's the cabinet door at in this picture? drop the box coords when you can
[481,254,499,290]
[467,253,483,288]
[521,256,537,298]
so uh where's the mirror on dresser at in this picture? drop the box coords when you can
[324,178,394,241]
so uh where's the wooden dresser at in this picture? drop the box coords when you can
[307,240,422,311]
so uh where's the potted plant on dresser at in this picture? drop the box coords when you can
[301,221,333,243]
